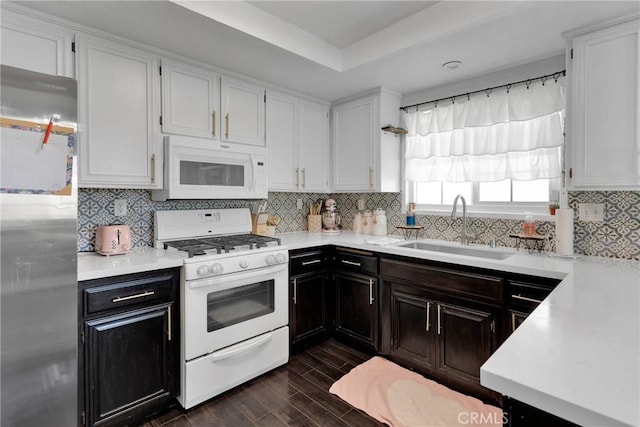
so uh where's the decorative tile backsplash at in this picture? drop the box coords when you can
[78,189,640,260]
[569,191,640,260]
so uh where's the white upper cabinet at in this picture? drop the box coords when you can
[160,59,220,140]
[76,35,162,189]
[267,91,299,190]
[0,8,74,77]
[332,88,401,192]
[565,16,640,189]
[332,95,375,191]
[221,77,265,146]
[266,91,329,192]
[299,100,329,192]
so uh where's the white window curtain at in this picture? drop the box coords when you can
[403,76,566,182]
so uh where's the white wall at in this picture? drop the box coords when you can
[401,54,565,107]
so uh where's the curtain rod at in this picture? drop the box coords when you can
[400,69,566,112]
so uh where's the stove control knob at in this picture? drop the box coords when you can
[275,253,286,264]
[265,255,276,266]
[239,258,249,269]
[210,263,224,275]
[196,265,210,276]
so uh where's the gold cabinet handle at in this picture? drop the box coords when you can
[168,304,172,341]
[295,168,300,188]
[369,167,374,188]
[512,294,543,304]
[301,259,322,266]
[212,111,216,137]
[150,154,156,183]
[369,279,374,305]
[292,278,297,304]
[112,290,155,303]
[341,260,361,267]
[225,113,229,139]
[426,302,431,332]
[512,312,517,332]
[437,304,441,335]
[302,168,306,188]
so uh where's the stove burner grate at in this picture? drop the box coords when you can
[162,234,281,258]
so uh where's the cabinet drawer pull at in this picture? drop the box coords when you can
[302,168,306,188]
[512,294,543,304]
[295,168,300,188]
[368,167,374,188]
[437,304,441,335]
[212,111,216,137]
[426,302,431,332]
[511,312,516,332]
[301,259,322,266]
[225,113,229,139]
[168,304,172,341]
[341,260,361,267]
[150,154,156,183]
[292,278,297,304]
[112,290,155,303]
[369,279,374,305]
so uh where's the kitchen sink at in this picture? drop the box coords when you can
[396,241,514,260]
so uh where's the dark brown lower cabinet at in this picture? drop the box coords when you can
[334,271,378,352]
[384,281,499,400]
[290,272,329,351]
[381,257,502,404]
[436,303,495,389]
[79,268,179,427]
[85,305,172,426]
[505,397,580,427]
[289,248,331,353]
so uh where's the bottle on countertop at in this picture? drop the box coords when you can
[523,212,537,236]
[406,202,416,226]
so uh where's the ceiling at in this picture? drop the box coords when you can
[14,1,640,102]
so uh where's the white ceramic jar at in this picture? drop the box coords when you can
[372,208,387,236]
[362,210,373,234]
[353,212,363,233]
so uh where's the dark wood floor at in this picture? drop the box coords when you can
[138,339,385,427]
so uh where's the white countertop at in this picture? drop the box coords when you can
[78,231,640,426]
[78,247,185,281]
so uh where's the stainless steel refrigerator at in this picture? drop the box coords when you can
[1,65,77,426]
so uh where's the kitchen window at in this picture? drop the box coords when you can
[403,73,566,217]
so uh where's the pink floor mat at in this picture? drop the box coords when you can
[329,356,502,427]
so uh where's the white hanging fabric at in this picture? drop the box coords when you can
[403,77,565,182]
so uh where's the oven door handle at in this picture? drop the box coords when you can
[188,264,287,289]
[208,332,273,362]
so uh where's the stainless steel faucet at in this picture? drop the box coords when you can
[451,195,476,245]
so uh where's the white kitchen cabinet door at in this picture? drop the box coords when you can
[332,95,376,191]
[299,100,329,192]
[76,35,162,189]
[221,77,265,146]
[566,17,639,189]
[161,59,220,140]
[0,8,73,77]
[266,91,299,191]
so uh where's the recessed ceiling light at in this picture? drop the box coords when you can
[442,61,462,70]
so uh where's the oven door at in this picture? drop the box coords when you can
[183,263,288,361]
[153,135,267,200]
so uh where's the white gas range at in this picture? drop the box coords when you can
[154,208,289,409]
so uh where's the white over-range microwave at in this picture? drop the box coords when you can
[151,135,267,201]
